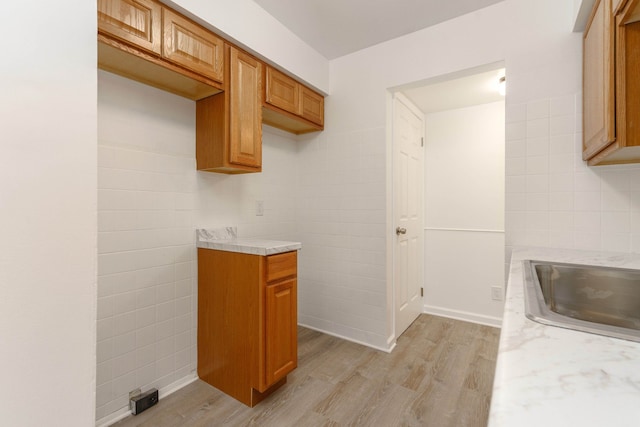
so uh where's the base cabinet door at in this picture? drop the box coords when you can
[265,278,297,386]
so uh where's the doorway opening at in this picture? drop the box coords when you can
[390,62,506,342]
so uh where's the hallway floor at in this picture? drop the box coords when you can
[113,314,500,427]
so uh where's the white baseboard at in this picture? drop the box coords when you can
[422,305,503,328]
[95,373,198,427]
[298,322,395,353]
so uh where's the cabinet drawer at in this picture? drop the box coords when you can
[98,0,161,55]
[162,8,224,83]
[266,252,297,282]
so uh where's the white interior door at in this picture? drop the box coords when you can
[393,93,424,338]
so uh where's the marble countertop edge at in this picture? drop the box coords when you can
[195,227,301,256]
[488,246,640,427]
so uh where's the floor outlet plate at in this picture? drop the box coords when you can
[130,388,158,415]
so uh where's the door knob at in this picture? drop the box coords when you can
[396,227,407,235]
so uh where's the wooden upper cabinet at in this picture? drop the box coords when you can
[162,8,224,83]
[263,66,324,134]
[583,0,615,161]
[300,86,324,126]
[229,48,262,168]
[98,0,223,100]
[265,67,299,113]
[99,0,326,173]
[98,0,161,55]
[196,46,262,173]
[583,0,640,165]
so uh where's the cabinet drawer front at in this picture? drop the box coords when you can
[162,8,224,83]
[98,0,161,55]
[300,86,324,126]
[265,67,299,114]
[266,252,297,282]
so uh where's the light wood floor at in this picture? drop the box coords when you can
[113,314,500,427]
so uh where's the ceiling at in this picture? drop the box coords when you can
[402,68,506,114]
[253,0,505,60]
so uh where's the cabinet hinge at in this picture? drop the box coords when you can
[420,287,424,297]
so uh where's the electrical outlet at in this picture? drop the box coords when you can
[491,286,503,301]
[256,200,264,216]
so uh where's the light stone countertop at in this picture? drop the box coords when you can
[196,227,301,256]
[489,247,640,427]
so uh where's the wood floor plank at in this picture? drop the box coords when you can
[112,314,499,427]
[349,382,417,427]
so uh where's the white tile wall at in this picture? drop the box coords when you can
[505,93,640,260]
[295,127,389,348]
[96,71,299,422]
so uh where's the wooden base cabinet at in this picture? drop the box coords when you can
[197,249,298,407]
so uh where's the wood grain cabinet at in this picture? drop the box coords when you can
[98,0,223,100]
[98,0,161,55]
[583,0,640,165]
[263,66,325,134]
[98,0,326,174]
[162,8,224,83]
[197,249,298,407]
[196,46,263,173]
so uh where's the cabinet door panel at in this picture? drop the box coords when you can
[98,0,161,54]
[583,0,615,160]
[300,86,324,126]
[265,279,297,386]
[163,8,224,83]
[265,67,299,114]
[229,48,262,168]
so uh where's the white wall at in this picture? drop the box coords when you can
[1,0,324,424]
[7,0,640,423]
[505,95,640,254]
[296,126,388,349]
[96,71,299,424]
[423,102,505,325]
[0,1,97,426]
[317,0,585,348]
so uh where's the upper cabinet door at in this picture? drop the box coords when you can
[583,0,615,160]
[229,47,263,168]
[265,67,299,113]
[162,8,224,83]
[98,0,161,55]
[299,86,324,126]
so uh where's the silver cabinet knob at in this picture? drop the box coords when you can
[396,227,407,235]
